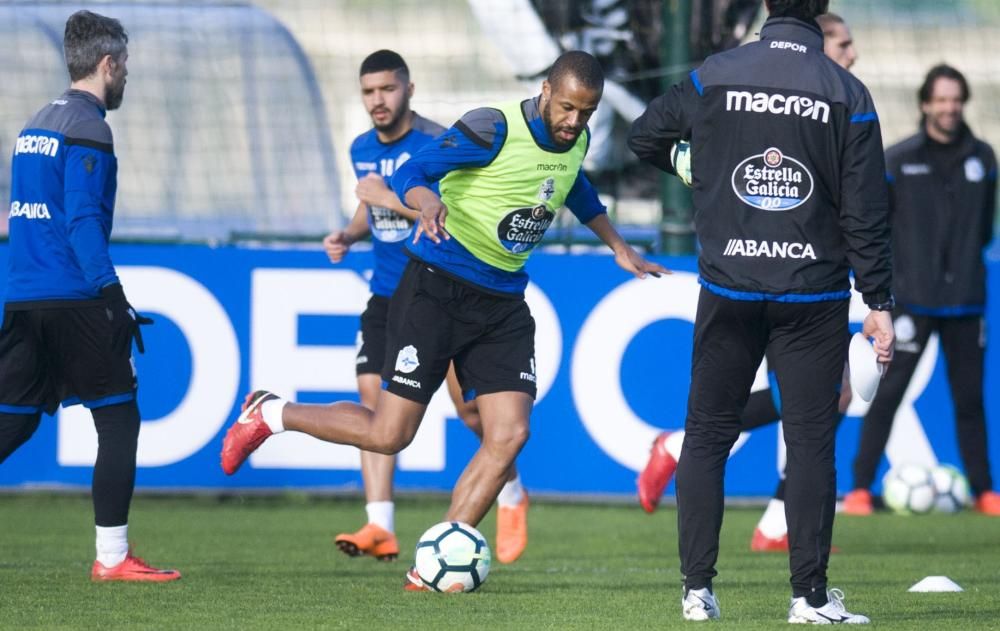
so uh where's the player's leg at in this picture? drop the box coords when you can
[846,310,931,514]
[0,412,42,463]
[752,362,850,552]
[768,298,846,611]
[447,365,528,563]
[335,295,400,559]
[677,289,767,618]
[335,373,400,560]
[445,391,531,525]
[938,315,999,513]
[638,365,773,514]
[222,261,451,470]
[53,306,179,582]
[0,311,46,463]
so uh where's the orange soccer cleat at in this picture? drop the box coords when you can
[334,523,400,561]
[974,490,1000,515]
[404,566,430,591]
[637,431,677,513]
[496,494,529,564]
[842,489,874,516]
[220,390,278,475]
[91,551,181,583]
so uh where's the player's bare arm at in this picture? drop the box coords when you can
[323,202,370,263]
[355,172,421,222]
[406,185,450,244]
[584,214,668,279]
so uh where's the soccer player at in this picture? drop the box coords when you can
[0,10,179,582]
[629,0,894,623]
[322,50,529,564]
[843,64,1000,517]
[222,50,667,589]
[637,11,860,554]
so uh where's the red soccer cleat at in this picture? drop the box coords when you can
[750,527,789,552]
[220,390,278,475]
[842,489,874,516]
[404,566,430,592]
[637,431,678,513]
[974,490,1000,515]
[91,551,181,582]
[335,523,400,561]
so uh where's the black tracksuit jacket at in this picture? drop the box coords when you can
[886,124,997,314]
[629,17,892,306]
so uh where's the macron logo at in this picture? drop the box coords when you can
[726,90,830,124]
[15,134,60,157]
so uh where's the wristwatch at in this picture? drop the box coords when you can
[863,292,895,312]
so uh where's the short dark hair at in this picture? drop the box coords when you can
[359,49,409,82]
[816,12,845,35]
[547,50,604,93]
[764,0,830,20]
[64,10,128,82]
[918,64,970,104]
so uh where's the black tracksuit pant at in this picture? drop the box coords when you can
[677,289,847,603]
[852,307,992,496]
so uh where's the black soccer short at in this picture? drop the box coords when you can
[382,260,537,405]
[0,304,137,415]
[356,294,390,376]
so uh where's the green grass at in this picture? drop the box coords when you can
[0,494,998,629]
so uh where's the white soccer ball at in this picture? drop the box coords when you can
[930,464,970,513]
[670,140,692,187]
[414,521,491,593]
[882,463,936,515]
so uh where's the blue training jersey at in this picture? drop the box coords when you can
[5,89,119,304]
[350,113,444,297]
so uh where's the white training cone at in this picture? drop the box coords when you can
[849,332,883,402]
[908,576,964,592]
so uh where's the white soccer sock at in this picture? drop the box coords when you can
[366,501,395,533]
[497,474,525,507]
[95,524,129,567]
[665,431,685,462]
[757,498,788,539]
[261,398,287,434]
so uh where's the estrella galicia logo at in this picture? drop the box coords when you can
[497,205,555,254]
[731,147,814,211]
[369,205,413,243]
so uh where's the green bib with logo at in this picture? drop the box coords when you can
[441,100,587,272]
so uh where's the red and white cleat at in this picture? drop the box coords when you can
[91,551,181,583]
[220,390,278,475]
[637,432,678,513]
[404,566,430,592]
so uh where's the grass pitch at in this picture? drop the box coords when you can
[0,494,998,629]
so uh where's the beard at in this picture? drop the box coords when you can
[541,98,580,148]
[371,106,406,134]
[106,78,126,111]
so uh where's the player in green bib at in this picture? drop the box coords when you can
[220,51,667,590]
